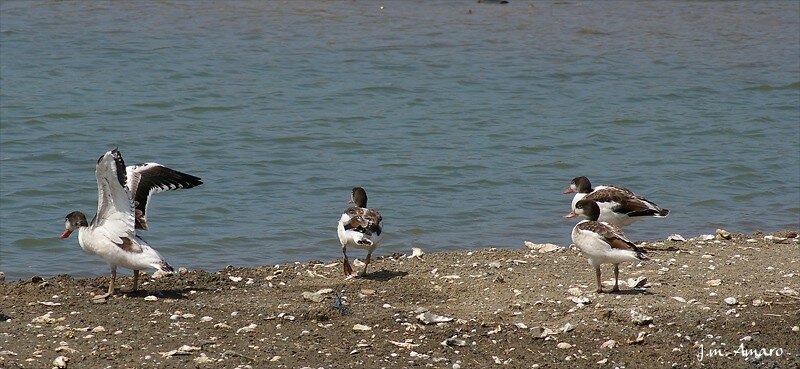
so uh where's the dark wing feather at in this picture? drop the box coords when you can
[586,187,635,205]
[588,187,666,217]
[343,207,382,236]
[126,163,203,230]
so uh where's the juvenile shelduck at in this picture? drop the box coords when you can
[337,187,383,276]
[571,199,648,293]
[564,176,669,228]
[60,149,202,301]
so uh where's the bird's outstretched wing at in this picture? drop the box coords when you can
[92,149,136,246]
[126,163,203,230]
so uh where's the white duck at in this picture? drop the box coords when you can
[571,199,648,293]
[564,176,669,228]
[60,149,202,300]
[337,187,383,276]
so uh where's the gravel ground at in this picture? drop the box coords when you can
[1,230,798,369]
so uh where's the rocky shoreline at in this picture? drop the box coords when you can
[1,231,798,369]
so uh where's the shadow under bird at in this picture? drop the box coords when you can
[570,199,649,293]
[60,149,202,301]
[337,187,383,277]
[564,176,669,228]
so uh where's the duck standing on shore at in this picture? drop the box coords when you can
[337,187,383,277]
[563,176,669,228]
[570,199,648,293]
[60,149,202,301]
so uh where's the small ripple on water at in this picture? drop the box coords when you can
[196,206,233,215]
[131,100,179,109]
[687,198,723,207]
[39,112,84,119]
[539,161,577,169]
[732,190,776,202]
[743,81,800,91]
[178,105,243,113]
[12,238,57,248]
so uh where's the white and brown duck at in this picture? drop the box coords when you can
[336,187,383,277]
[564,176,669,228]
[60,149,202,301]
[571,199,649,293]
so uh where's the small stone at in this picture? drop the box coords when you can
[696,234,715,241]
[752,299,765,307]
[571,296,590,305]
[152,270,169,279]
[352,324,372,331]
[671,296,687,303]
[597,358,608,364]
[360,288,376,295]
[724,297,738,305]
[515,322,528,329]
[200,316,213,322]
[53,355,69,368]
[91,326,106,333]
[228,276,243,282]
[562,323,574,332]
[765,235,789,244]
[236,323,257,334]
[31,275,44,283]
[214,323,231,329]
[626,276,648,288]
[302,291,325,303]
[557,342,572,349]
[389,340,420,349]
[55,346,78,354]
[37,301,62,306]
[31,312,56,324]
[782,288,799,296]
[531,326,556,339]
[178,267,189,275]
[630,310,653,325]
[193,353,212,364]
[416,312,453,324]
[600,339,616,349]
[524,241,561,253]
[270,355,281,362]
[715,229,732,240]
[161,345,201,357]
[567,287,582,296]
[409,247,425,259]
[629,331,647,344]
[144,295,158,301]
[706,279,722,286]
[441,336,467,347]
[667,234,686,242]
[792,326,799,332]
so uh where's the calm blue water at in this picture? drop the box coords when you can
[1,1,798,280]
